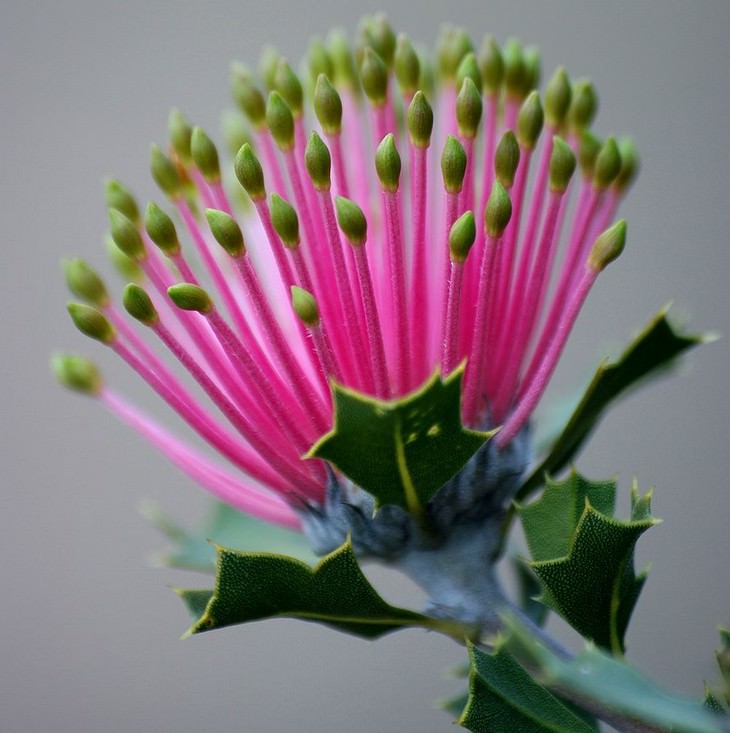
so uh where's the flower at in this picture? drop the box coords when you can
[55,18,637,621]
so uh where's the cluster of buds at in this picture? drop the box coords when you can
[55,18,637,607]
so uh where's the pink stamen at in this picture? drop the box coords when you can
[441,258,466,375]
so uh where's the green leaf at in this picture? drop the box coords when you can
[308,367,493,515]
[182,541,433,640]
[716,627,730,706]
[518,308,707,501]
[504,617,730,733]
[176,589,214,619]
[512,559,550,628]
[142,499,316,572]
[459,642,596,733]
[525,479,657,653]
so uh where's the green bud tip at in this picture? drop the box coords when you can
[449,210,477,263]
[503,38,527,98]
[548,136,577,193]
[578,130,601,176]
[190,127,220,183]
[258,45,280,91]
[103,179,140,225]
[366,14,396,68]
[67,302,116,343]
[273,58,304,117]
[290,285,320,327]
[62,258,109,307]
[569,79,598,130]
[168,109,193,163]
[417,49,435,100]
[615,137,640,192]
[478,35,504,94]
[517,90,544,149]
[456,77,483,139]
[593,136,622,189]
[205,209,245,257]
[123,283,158,325]
[108,208,145,260]
[308,38,334,82]
[305,132,332,191]
[494,130,521,188]
[149,145,182,198]
[360,47,388,106]
[544,67,572,128]
[587,219,627,271]
[394,34,420,97]
[52,353,102,395]
[230,64,266,128]
[328,29,359,91]
[234,143,266,201]
[455,52,482,93]
[144,202,179,255]
[335,196,367,245]
[523,46,541,92]
[314,74,343,136]
[375,134,401,192]
[105,235,143,281]
[270,193,300,247]
[436,25,473,81]
[167,283,213,313]
[407,91,433,149]
[485,181,512,238]
[441,135,467,194]
[221,110,251,157]
[266,91,295,151]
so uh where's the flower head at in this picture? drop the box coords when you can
[56,18,637,597]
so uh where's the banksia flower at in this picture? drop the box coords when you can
[56,18,638,619]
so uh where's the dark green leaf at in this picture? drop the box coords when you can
[175,589,214,619]
[518,308,707,501]
[512,558,549,627]
[440,692,469,718]
[182,541,432,640]
[308,367,493,514]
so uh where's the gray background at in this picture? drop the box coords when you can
[3,1,729,731]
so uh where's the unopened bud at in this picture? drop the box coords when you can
[67,302,116,343]
[478,36,504,94]
[123,283,158,325]
[593,136,622,190]
[456,77,483,139]
[495,131,520,188]
[517,91,544,149]
[441,135,467,194]
[614,137,640,192]
[544,67,572,128]
[578,130,601,177]
[375,134,401,192]
[144,202,179,256]
[360,47,388,106]
[335,196,367,245]
[305,132,332,191]
[455,52,482,92]
[503,39,527,99]
[104,179,140,225]
[109,209,145,260]
[548,137,577,193]
[291,285,320,326]
[266,91,295,152]
[394,34,420,97]
[234,143,266,201]
[230,64,266,128]
[270,194,300,247]
[449,211,476,263]
[150,145,182,198]
[168,109,193,163]
[274,58,304,118]
[587,220,627,271]
[206,209,245,257]
[485,182,512,237]
[407,91,434,149]
[191,127,221,183]
[314,74,343,135]
[63,259,109,307]
[52,353,102,395]
[569,79,598,131]
[167,283,213,313]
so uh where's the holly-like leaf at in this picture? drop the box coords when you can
[503,617,730,733]
[518,308,707,501]
[179,541,434,640]
[524,480,658,653]
[308,367,493,514]
[459,641,596,733]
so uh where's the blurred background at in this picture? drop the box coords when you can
[3,1,729,731]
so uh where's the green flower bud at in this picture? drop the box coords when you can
[335,196,367,245]
[375,134,401,193]
[407,91,433,149]
[485,182,512,237]
[67,302,116,343]
[549,136,577,193]
[106,235,143,281]
[308,37,334,82]
[314,74,343,135]
[104,179,140,225]
[230,64,266,129]
[190,127,221,183]
[367,14,396,69]
[273,58,304,118]
[123,283,158,325]
[52,353,102,395]
[270,194,300,248]
[523,46,541,92]
[503,39,527,99]
[455,52,482,93]
[517,91,544,150]
[456,77,483,139]
[417,49,435,100]
[305,132,331,191]
[167,283,213,313]
[221,110,251,157]
[587,219,627,271]
[436,25,473,82]
[614,137,640,192]
[360,47,388,106]
[578,130,601,177]
[568,79,598,131]
[206,209,245,257]
[266,91,295,152]
[328,29,359,91]
[150,145,182,198]
[144,202,179,255]
[593,136,622,190]
[478,35,504,95]
[495,131,520,188]
[394,34,420,97]
[63,259,109,307]
[168,109,193,163]
[441,135,467,194]
[544,67,572,128]
[258,45,280,91]
[290,285,319,326]
[234,143,266,201]
[109,208,145,260]
[449,210,477,263]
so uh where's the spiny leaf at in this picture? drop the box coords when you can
[308,367,493,515]
[519,308,707,501]
[181,541,432,640]
[526,480,658,653]
[459,641,596,733]
[512,558,549,627]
